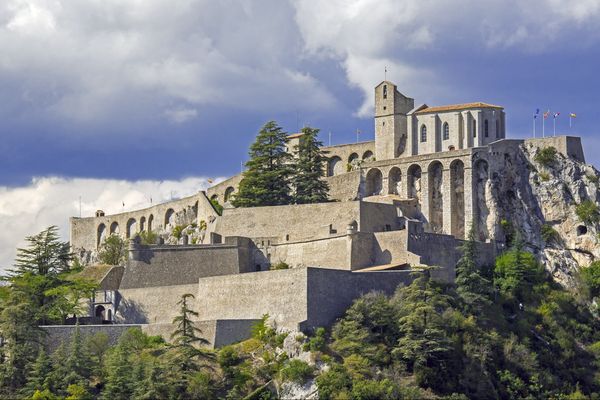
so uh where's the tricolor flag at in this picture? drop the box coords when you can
[553,112,560,118]
[543,110,550,119]
[570,113,577,118]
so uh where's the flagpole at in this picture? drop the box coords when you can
[553,117,556,137]
[542,116,545,138]
[533,115,536,138]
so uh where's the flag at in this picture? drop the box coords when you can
[208,178,214,184]
[543,110,550,119]
[553,112,560,118]
[534,108,539,119]
[570,113,577,118]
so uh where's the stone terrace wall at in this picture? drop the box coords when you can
[42,324,141,353]
[121,237,255,289]
[325,170,361,201]
[524,136,585,163]
[196,268,415,331]
[116,283,199,324]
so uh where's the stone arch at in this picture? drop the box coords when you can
[362,150,374,161]
[388,167,402,195]
[210,194,218,202]
[224,187,235,202]
[328,156,344,176]
[407,164,422,201]
[428,161,444,233]
[474,159,490,241]
[165,208,175,227]
[148,214,154,232]
[140,216,146,231]
[97,223,106,248]
[95,305,105,320]
[365,168,383,196]
[450,160,465,239]
[109,221,119,235]
[126,218,137,238]
[348,153,359,164]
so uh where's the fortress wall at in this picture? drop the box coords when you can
[70,192,219,252]
[350,232,375,270]
[524,136,585,163]
[216,201,362,241]
[121,239,253,289]
[269,235,351,269]
[372,230,410,266]
[41,324,142,353]
[325,170,362,201]
[305,268,414,330]
[196,268,309,330]
[322,141,375,165]
[116,283,199,324]
[359,201,402,232]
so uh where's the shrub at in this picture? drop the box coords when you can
[280,359,314,383]
[541,224,559,244]
[98,234,127,265]
[580,261,600,299]
[316,363,352,400]
[270,261,289,270]
[304,327,327,353]
[172,225,185,239]
[137,230,157,245]
[210,198,223,215]
[534,146,557,167]
[587,173,599,184]
[576,200,600,225]
[539,172,550,182]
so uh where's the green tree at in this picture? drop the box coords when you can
[170,293,210,372]
[455,228,492,316]
[102,344,134,400]
[232,121,292,207]
[392,272,457,392]
[63,325,92,388]
[291,127,329,204]
[580,261,600,299]
[494,236,544,301]
[97,234,127,265]
[10,226,72,277]
[24,349,53,395]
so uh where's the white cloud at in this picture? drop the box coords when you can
[0,175,220,272]
[164,107,198,124]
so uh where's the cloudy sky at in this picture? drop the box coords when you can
[1,0,600,269]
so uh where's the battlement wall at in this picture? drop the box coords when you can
[524,136,585,163]
[120,237,255,289]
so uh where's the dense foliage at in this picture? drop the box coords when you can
[97,234,127,266]
[1,227,600,399]
[534,146,558,167]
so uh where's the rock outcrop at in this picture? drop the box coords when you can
[484,142,599,287]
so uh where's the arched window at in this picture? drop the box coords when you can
[484,119,489,137]
[472,121,477,137]
[420,125,427,142]
[443,123,450,140]
[496,119,500,138]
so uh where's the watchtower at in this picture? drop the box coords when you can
[374,81,414,161]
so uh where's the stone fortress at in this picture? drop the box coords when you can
[65,81,589,347]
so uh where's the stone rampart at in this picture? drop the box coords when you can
[524,136,585,163]
[196,267,415,331]
[325,170,361,201]
[206,174,244,205]
[120,237,255,289]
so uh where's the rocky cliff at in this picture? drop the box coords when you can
[482,141,599,287]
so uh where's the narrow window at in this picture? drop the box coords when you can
[443,123,450,140]
[496,119,500,138]
[420,125,427,142]
[383,85,387,99]
[484,119,489,137]
[473,121,477,138]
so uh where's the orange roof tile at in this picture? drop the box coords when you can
[415,102,503,114]
[287,133,305,139]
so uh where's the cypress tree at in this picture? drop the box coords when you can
[232,121,292,207]
[455,227,492,316]
[291,127,330,204]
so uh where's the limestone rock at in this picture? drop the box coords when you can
[485,142,600,287]
[279,380,318,400]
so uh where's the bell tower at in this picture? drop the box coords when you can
[374,81,414,161]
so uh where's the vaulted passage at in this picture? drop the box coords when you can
[407,164,422,202]
[388,167,401,195]
[97,223,106,248]
[428,161,444,233]
[126,218,137,238]
[365,168,383,196]
[474,159,490,241]
[450,160,465,239]
[328,156,344,176]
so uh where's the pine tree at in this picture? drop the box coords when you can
[291,127,330,204]
[47,343,70,395]
[11,226,72,277]
[64,325,92,388]
[102,344,134,400]
[232,121,292,207]
[170,294,210,371]
[455,227,492,316]
[24,349,53,395]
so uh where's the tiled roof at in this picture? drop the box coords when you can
[287,133,305,139]
[415,102,503,114]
